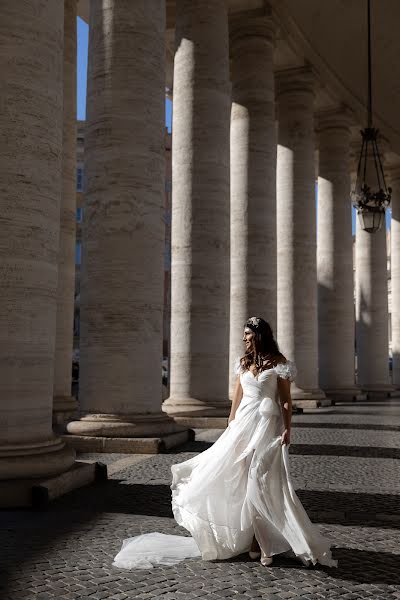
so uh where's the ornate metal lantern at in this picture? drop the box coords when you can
[351,0,391,233]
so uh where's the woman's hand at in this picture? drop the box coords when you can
[228,414,234,425]
[281,428,290,446]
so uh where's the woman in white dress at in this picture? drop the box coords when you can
[113,317,337,570]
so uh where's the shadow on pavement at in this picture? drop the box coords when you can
[292,422,400,432]
[289,444,400,459]
[170,439,400,459]
[43,478,400,529]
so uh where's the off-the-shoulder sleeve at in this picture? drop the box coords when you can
[274,360,297,382]
[233,356,242,376]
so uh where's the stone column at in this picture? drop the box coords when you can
[53,0,79,424]
[317,108,360,399]
[162,0,231,420]
[228,14,277,398]
[355,168,392,395]
[276,67,327,407]
[0,1,75,484]
[390,168,400,387]
[67,1,187,447]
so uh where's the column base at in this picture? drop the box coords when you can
[322,387,367,403]
[290,385,331,409]
[389,384,400,397]
[162,396,231,418]
[170,415,230,428]
[359,384,396,399]
[0,436,76,480]
[53,395,79,425]
[66,411,188,438]
[0,460,104,508]
[62,429,193,454]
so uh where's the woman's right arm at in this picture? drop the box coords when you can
[228,376,243,424]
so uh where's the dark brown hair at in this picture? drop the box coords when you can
[239,317,284,373]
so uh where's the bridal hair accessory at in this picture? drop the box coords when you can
[248,316,261,327]
[246,316,268,333]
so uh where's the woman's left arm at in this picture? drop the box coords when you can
[278,377,292,445]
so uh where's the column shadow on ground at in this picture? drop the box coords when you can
[47,478,400,528]
[255,547,400,586]
[1,482,399,593]
[0,510,103,596]
[169,439,400,459]
[290,444,400,458]
[292,422,400,432]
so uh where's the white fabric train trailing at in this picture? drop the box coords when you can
[113,532,201,569]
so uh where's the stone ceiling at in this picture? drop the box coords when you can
[77,0,400,160]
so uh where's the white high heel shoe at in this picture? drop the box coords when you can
[260,551,273,566]
[249,550,261,560]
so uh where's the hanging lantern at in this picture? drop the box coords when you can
[351,0,391,233]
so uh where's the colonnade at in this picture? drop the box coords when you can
[0,0,398,492]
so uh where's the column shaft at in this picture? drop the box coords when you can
[317,109,359,397]
[53,0,79,423]
[68,0,182,438]
[229,16,277,397]
[390,170,400,386]
[355,215,391,391]
[276,68,327,406]
[163,0,231,417]
[0,0,75,480]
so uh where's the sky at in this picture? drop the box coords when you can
[77,18,88,121]
[77,17,390,234]
[77,17,172,131]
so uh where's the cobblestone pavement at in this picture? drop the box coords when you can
[1,399,400,599]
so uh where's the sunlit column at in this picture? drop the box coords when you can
[355,155,392,395]
[388,168,400,387]
[163,0,231,419]
[229,14,277,397]
[276,67,327,407]
[317,108,360,399]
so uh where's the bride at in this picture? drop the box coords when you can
[113,316,337,570]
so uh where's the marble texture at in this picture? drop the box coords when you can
[276,67,326,405]
[390,168,400,387]
[53,0,79,422]
[317,108,358,396]
[355,194,391,391]
[228,15,277,397]
[0,0,75,479]
[163,0,231,417]
[67,0,182,437]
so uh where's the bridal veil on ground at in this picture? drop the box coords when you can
[113,361,337,570]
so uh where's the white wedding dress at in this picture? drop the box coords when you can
[113,361,338,569]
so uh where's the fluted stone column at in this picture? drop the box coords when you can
[317,108,360,399]
[390,168,400,387]
[276,67,327,407]
[228,15,277,397]
[355,174,392,395]
[67,1,186,443]
[163,0,231,418]
[53,0,79,424]
[0,1,75,484]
